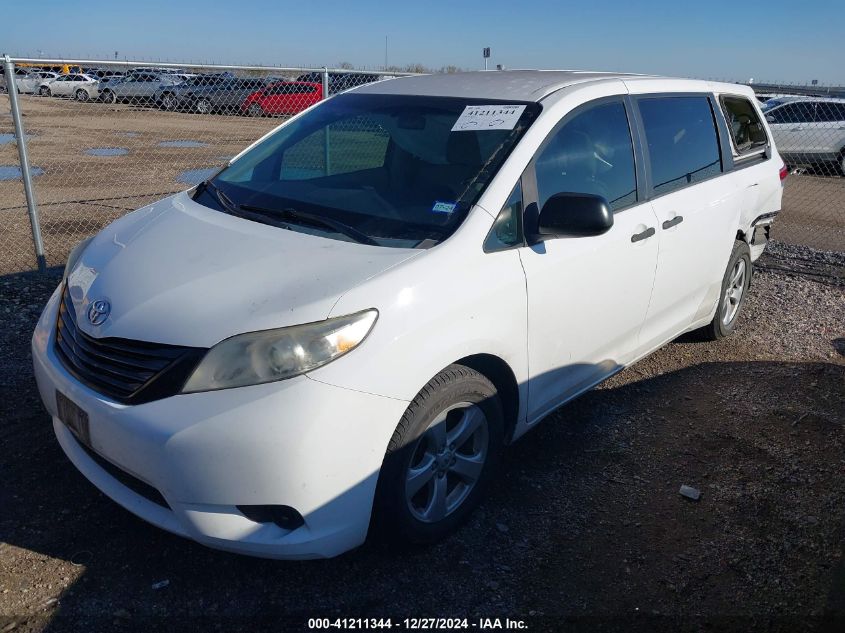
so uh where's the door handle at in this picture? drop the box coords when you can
[662,216,684,230]
[789,127,803,131]
[631,227,655,243]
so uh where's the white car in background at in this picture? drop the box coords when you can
[3,68,47,94]
[33,71,784,559]
[38,74,100,101]
[763,97,845,174]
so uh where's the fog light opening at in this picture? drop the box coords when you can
[237,504,305,531]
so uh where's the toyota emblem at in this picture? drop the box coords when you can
[87,299,111,326]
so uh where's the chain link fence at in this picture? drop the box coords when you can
[1,58,843,276]
[0,58,409,274]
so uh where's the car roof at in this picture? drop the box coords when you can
[352,70,657,101]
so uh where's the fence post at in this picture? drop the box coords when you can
[321,67,331,175]
[3,55,46,272]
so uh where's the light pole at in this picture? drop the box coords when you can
[483,47,490,71]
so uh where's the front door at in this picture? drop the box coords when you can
[519,97,659,421]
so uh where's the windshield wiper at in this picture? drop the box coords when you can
[199,180,239,215]
[238,203,379,246]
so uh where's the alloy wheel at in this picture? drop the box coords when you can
[405,402,489,523]
[721,258,746,326]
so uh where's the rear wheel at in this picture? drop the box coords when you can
[838,150,845,176]
[195,98,212,114]
[75,89,89,102]
[699,240,752,341]
[102,90,116,104]
[247,103,264,117]
[373,364,504,544]
[39,86,51,97]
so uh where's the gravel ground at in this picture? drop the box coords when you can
[0,244,843,632]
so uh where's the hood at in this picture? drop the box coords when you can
[66,191,420,347]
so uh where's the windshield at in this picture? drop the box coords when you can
[196,93,540,247]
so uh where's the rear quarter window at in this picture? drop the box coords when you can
[720,96,768,156]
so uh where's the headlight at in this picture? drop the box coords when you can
[182,309,378,392]
[63,236,93,281]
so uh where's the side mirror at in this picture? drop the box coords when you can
[533,193,613,241]
[765,114,775,124]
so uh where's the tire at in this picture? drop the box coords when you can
[75,89,89,102]
[699,240,752,341]
[838,150,845,177]
[102,90,116,104]
[39,86,51,97]
[373,364,504,544]
[247,103,264,117]
[161,93,178,110]
[195,98,212,114]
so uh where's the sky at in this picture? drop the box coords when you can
[4,0,843,84]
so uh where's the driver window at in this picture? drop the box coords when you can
[534,100,637,212]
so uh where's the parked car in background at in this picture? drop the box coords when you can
[38,74,100,101]
[156,75,266,113]
[35,71,784,559]
[296,71,382,95]
[241,81,322,116]
[763,97,845,174]
[1,67,44,94]
[99,73,182,104]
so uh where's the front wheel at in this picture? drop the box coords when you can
[247,103,264,117]
[75,89,89,102]
[373,364,504,544]
[699,240,752,341]
[102,90,116,104]
[39,86,51,97]
[161,93,178,110]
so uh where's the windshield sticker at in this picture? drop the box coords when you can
[451,105,526,132]
[432,201,457,214]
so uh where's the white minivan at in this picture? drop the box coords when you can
[33,71,785,559]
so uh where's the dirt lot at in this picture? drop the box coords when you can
[1,94,845,274]
[0,242,843,632]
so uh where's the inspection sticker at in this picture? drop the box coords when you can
[432,201,457,214]
[451,104,526,131]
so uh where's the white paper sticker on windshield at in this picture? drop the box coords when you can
[451,105,526,131]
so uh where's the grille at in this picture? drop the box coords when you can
[55,286,206,404]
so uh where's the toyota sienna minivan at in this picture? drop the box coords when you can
[33,71,785,559]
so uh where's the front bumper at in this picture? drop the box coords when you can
[32,286,409,559]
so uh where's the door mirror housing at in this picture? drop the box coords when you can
[532,193,613,241]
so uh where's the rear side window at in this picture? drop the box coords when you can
[767,102,815,124]
[534,100,637,212]
[639,96,721,196]
[720,96,768,155]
